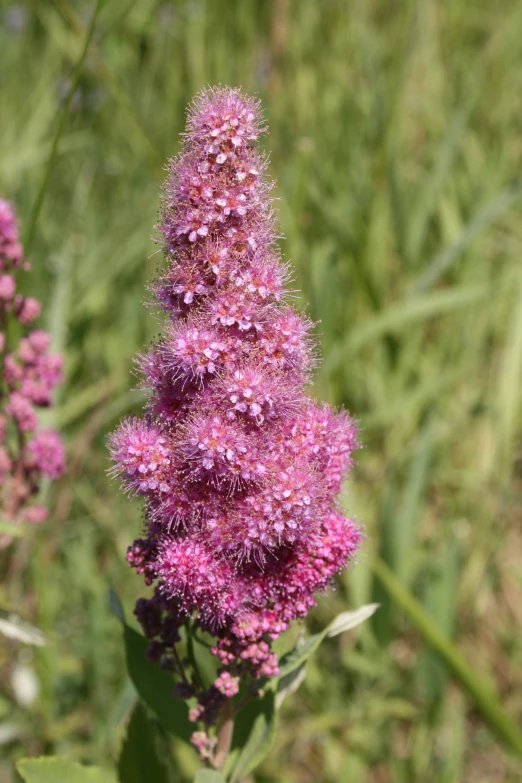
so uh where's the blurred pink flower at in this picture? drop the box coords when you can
[0,199,65,535]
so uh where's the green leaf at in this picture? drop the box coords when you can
[496,267,522,477]
[417,539,459,706]
[117,701,169,783]
[392,420,433,587]
[24,0,105,253]
[187,626,220,689]
[278,603,379,678]
[277,632,327,679]
[413,178,522,292]
[326,603,380,638]
[193,771,226,783]
[16,757,116,783]
[406,97,474,264]
[275,663,307,709]
[121,622,192,744]
[227,689,277,783]
[326,285,487,371]
[109,588,125,622]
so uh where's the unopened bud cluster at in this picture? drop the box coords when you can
[0,200,65,539]
[109,88,361,744]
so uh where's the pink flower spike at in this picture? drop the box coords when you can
[109,88,362,738]
[0,199,65,527]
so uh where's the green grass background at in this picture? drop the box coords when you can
[1,0,522,781]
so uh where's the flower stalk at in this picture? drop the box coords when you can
[212,699,234,770]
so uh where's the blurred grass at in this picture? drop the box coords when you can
[1,0,522,781]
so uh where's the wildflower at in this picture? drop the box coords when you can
[0,199,65,541]
[109,87,361,751]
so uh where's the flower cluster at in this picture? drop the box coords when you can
[0,199,65,541]
[109,88,361,748]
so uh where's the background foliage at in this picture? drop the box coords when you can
[1,0,522,781]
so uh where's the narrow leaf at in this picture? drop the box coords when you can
[278,603,378,677]
[413,179,522,292]
[121,622,192,744]
[277,631,326,678]
[407,99,473,263]
[387,155,408,266]
[16,757,116,783]
[228,690,277,782]
[276,663,307,709]
[188,627,220,689]
[417,539,460,706]
[496,268,522,477]
[109,588,125,622]
[39,0,161,166]
[326,603,380,637]
[24,0,104,252]
[392,421,433,586]
[326,286,486,368]
[117,701,169,783]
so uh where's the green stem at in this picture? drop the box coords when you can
[49,0,161,167]
[371,555,522,757]
[24,0,104,253]
[172,642,190,688]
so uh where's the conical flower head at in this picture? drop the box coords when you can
[109,87,361,736]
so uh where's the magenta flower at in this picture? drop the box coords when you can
[0,199,65,540]
[109,87,361,748]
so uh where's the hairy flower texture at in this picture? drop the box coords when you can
[109,88,361,748]
[0,199,65,540]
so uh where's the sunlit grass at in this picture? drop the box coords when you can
[1,1,521,781]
